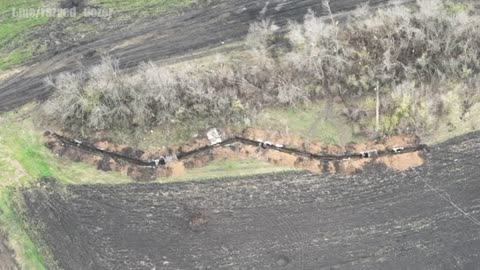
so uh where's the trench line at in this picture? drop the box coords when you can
[48,132,428,168]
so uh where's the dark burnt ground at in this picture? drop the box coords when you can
[21,131,480,270]
[0,0,410,112]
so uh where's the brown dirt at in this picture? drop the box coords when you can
[94,141,110,150]
[374,135,424,172]
[263,150,299,167]
[44,128,425,181]
[327,161,337,174]
[165,162,186,178]
[348,142,386,152]
[339,159,370,175]
[242,128,305,148]
[377,152,425,171]
[295,158,322,173]
[211,147,238,160]
[237,145,259,157]
[305,142,325,154]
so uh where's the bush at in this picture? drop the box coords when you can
[43,57,258,132]
[43,0,480,137]
[44,57,158,131]
[281,0,480,134]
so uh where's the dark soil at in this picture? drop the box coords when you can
[0,227,18,270]
[0,0,411,112]
[59,0,86,9]
[21,131,480,269]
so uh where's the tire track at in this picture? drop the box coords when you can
[0,0,406,112]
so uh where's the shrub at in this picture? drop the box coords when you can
[44,57,158,131]
[43,0,480,137]
[281,0,480,135]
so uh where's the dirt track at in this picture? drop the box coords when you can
[21,131,480,270]
[0,0,409,112]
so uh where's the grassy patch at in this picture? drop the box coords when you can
[0,0,197,71]
[255,102,363,145]
[0,47,35,71]
[6,132,52,179]
[0,114,131,185]
[0,111,48,269]
[98,0,193,13]
[111,100,364,149]
[114,118,211,149]
[0,0,49,71]
[423,102,480,144]
[445,1,470,14]
[0,188,46,270]
[0,106,132,269]
[162,159,296,182]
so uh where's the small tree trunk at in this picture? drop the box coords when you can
[375,81,380,133]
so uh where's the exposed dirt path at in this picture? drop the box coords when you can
[0,0,409,112]
[21,131,480,269]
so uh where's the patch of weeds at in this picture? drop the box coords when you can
[0,108,132,269]
[0,47,35,71]
[113,116,212,149]
[4,131,53,179]
[1,111,131,185]
[0,0,49,71]
[0,0,199,71]
[163,159,295,182]
[98,0,193,16]
[255,102,362,144]
[0,188,47,270]
[445,1,470,14]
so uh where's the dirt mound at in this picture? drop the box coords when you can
[376,152,424,171]
[44,128,425,181]
[237,128,424,174]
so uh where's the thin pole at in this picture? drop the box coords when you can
[376,81,380,133]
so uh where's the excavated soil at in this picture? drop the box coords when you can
[21,131,480,270]
[44,128,424,181]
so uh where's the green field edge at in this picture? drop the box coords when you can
[0,0,197,71]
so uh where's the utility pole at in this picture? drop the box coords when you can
[375,81,380,133]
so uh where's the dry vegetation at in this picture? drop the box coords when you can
[43,0,480,139]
